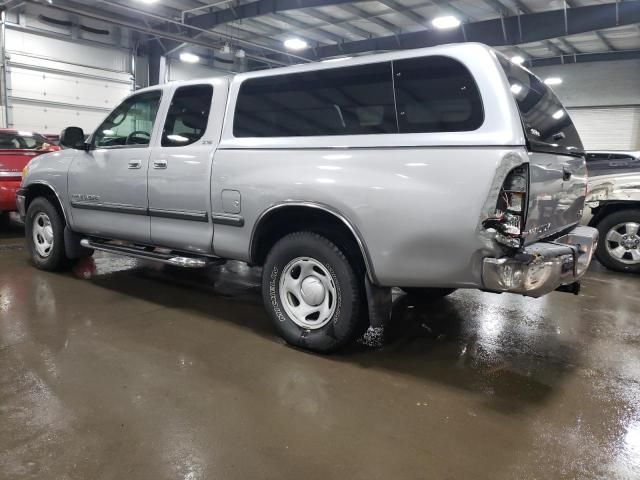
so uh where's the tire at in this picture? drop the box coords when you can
[262,231,366,353]
[595,209,640,273]
[0,211,10,229]
[25,197,71,271]
[402,287,457,300]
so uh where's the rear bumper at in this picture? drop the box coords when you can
[482,226,598,297]
[0,179,21,212]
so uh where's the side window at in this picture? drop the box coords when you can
[93,91,161,148]
[393,56,484,133]
[162,85,213,147]
[233,62,396,137]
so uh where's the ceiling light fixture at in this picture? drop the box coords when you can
[322,56,353,63]
[179,52,200,63]
[544,77,563,86]
[284,38,308,51]
[432,16,461,29]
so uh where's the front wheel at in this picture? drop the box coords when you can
[262,232,366,353]
[25,197,70,271]
[595,209,640,273]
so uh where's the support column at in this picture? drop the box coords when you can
[148,41,166,86]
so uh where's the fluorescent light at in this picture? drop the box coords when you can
[510,83,523,95]
[322,56,353,63]
[284,38,308,50]
[179,52,200,63]
[431,16,461,29]
[137,0,158,3]
[511,55,525,65]
[552,109,565,120]
[544,77,563,86]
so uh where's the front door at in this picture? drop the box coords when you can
[148,83,220,254]
[68,90,162,243]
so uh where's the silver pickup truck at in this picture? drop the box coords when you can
[18,43,598,352]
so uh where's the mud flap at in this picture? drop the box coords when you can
[64,227,93,260]
[360,276,392,347]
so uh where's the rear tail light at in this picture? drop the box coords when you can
[483,164,529,249]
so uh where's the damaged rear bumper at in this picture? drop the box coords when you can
[482,226,598,297]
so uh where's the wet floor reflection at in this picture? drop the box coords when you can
[1,247,639,479]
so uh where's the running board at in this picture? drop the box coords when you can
[80,239,212,268]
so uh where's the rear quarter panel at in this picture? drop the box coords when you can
[212,146,527,287]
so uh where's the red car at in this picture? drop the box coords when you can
[0,129,60,224]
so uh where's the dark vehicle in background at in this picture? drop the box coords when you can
[583,151,640,273]
[0,129,59,227]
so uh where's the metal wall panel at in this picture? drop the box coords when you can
[5,28,129,72]
[4,28,133,134]
[568,106,640,151]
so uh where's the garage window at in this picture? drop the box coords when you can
[162,85,213,147]
[233,62,396,137]
[392,56,484,133]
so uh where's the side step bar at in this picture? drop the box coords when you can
[80,239,213,268]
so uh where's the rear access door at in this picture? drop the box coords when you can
[147,79,227,254]
[499,57,587,243]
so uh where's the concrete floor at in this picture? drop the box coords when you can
[1,219,639,480]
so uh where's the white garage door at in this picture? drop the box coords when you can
[568,106,640,151]
[5,29,133,135]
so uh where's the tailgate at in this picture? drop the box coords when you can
[497,54,586,244]
[0,149,40,178]
[525,152,587,243]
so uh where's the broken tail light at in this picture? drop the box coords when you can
[483,164,529,249]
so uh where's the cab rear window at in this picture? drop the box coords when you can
[498,56,583,156]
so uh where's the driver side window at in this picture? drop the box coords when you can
[93,91,162,148]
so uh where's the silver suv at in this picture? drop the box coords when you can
[18,43,598,352]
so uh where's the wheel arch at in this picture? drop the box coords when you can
[589,201,640,227]
[249,202,378,284]
[23,182,69,225]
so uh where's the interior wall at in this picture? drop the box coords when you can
[166,60,231,83]
[2,5,134,134]
[532,59,640,150]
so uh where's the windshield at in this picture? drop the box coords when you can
[0,131,49,150]
[498,56,584,156]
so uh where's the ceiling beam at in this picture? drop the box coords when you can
[304,9,372,39]
[338,4,400,34]
[298,1,640,59]
[377,0,427,26]
[530,49,640,67]
[594,30,617,51]
[186,0,361,30]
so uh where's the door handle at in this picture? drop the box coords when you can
[153,159,168,169]
[563,167,572,181]
[128,160,142,169]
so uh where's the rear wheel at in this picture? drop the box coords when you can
[25,197,70,271]
[262,231,366,353]
[595,209,640,273]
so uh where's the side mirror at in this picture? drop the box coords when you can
[60,127,87,150]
